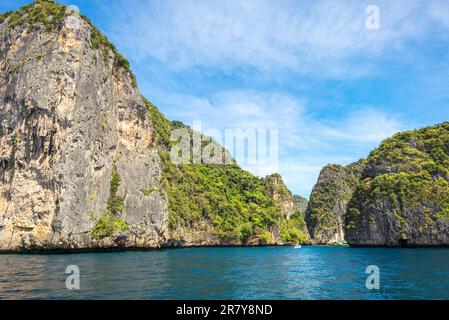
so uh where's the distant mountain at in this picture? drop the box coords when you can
[293,195,308,215]
[0,0,308,252]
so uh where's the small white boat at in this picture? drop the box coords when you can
[293,245,302,249]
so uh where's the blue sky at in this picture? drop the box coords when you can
[2,0,449,197]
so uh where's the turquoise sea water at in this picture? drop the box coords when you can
[0,247,448,300]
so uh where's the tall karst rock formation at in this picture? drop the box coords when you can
[0,1,168,251]
[305,123,449,247]
[345,123,449,246]
[0,1,308,251]
[305,162,364,244]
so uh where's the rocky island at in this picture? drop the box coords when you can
[0,0,308,252]
[1,0,448,252]
[306,123,449,247]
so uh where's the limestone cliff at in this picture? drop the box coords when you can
[345,122,449,247]
[264,174,310,243]
[0,1,168,251]
[0,1,307,251]
[305,161,364,244]
[306,122,449,247]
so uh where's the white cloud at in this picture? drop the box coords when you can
[429,0,449,28]
[318,107,404,143]
[107,0,449,78]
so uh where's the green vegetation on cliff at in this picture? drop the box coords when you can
[302,122,449,245]
[145,98,308,244]
[0,0,137,88]
[92,164,128,239]
[305,161,364,243]
[279,212,309,243]
[92,214,129,239]
[293,195,308,215]
[106,164,125,216]
[346,122,449,234]
[0,0,67,32]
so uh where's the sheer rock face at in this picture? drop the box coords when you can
[0,14,168,251]
[265,174,297,220]
[305,162,364,245]
[345,123,449,247]
[265,174,310,242]
[306,122,449,247]
[345,201,449,246]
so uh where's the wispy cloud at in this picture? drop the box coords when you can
[429,0,449,29]
[318,108,404,144]
[108,0,449,78]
